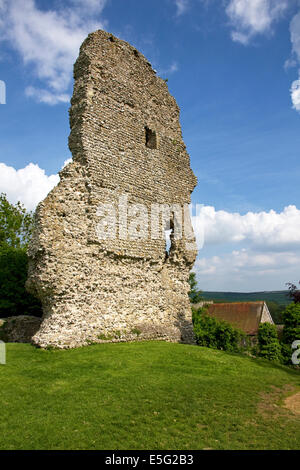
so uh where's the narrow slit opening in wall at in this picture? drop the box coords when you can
[165,218,174,257]
[145,127,157,149]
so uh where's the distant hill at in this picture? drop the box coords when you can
[202,290,291,306]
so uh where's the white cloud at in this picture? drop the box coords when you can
[1,159,299,291]
[0,0,107,104]
[0,162,61,211]
[168,62,179,73]
[71,0,107,13]
[225,1,300,115]
[194,248,300,291]
[290,10,300,63]
[158,61,179,76]
[288,11,300,113]
[284,57,298,70]
[226,0,289,45]
[62,158,73,168]
[291,76,300,111]
[192,204,300,251]
[175,0,189,16]
[191,204,300,290]
[25,86,70,105]
[230,31,251,45]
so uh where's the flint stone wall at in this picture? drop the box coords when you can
[0,316,42,343]
[26,30,198,349]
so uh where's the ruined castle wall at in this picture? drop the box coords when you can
[26,30,197,349]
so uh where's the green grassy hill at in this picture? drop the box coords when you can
[0,341,299,450]
[202,290,291,306]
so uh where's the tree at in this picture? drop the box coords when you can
[257,323,282,363]
[0,193,34,249]
[266,301,285,324]
[193,306,246,352]
[286,282,300,304]
[0,194,42,318]
[188,272,204,304]
[282,303,300,343]
[280,302,300,364]
[0,245,42,317]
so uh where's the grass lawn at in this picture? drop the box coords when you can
[0,341,299,450]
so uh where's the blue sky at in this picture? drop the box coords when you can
[0,0,300,291]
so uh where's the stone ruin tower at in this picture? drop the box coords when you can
[26,30,198,349]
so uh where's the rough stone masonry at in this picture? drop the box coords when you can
[26,30,198,349]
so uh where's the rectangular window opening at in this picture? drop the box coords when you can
[145,127,157,149]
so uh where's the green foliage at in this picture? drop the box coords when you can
[97,333,114,341]
[266,301,285,324]
[281,343,294,366]
[257,323,282,363]
[286,281,300,303]
[188,272,203,304]
[281,302,300,364]
[193,306,246,352]
[0,193,34,249]
[256,303,300,365]
[0,245,42,318]
[281,302,300,343]
[131,328,141,336]
[0,194,42,318]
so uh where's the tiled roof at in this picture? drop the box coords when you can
[206,302,266,335]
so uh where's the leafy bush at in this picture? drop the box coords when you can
[257,323,282,363]
[282,302,300,343]
[188,272,203,304]
[0,194,42,318]
[0,193,33,248]
[0,245,42,318]
[193,306,247,352]
[286,282,300,304]
[281,302,300,364]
